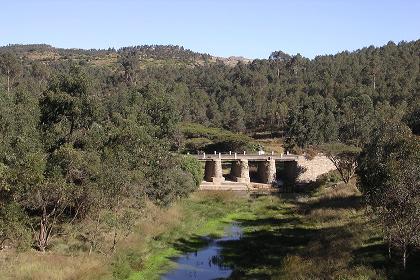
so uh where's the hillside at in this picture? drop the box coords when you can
[0,39,419,279]
[1,40,419,143]
[0,44,252,68]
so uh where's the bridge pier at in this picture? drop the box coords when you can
[230,159,250,183]
[204,158,225,184]
[257,158,276,184]
[199,153,299,189]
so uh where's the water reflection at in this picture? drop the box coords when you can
[161,223,242,280]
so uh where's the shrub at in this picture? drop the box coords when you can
[179,155,204,187]
[317,170,342,186]
[146,167,196,206]
[112,255,133,280]
[0,202,31,250]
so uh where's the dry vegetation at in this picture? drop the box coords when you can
[0,201,185,280]
[277,180,385,279]
[1,180,417,279]
[255,137,285,154]
[0,192,245,280]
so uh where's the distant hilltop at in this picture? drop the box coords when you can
[3,40,417,68]
[0,44,253,67]
[211,56,253,66]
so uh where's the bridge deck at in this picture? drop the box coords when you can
[195,153,298,161]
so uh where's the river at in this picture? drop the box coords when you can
[160,223,242,280]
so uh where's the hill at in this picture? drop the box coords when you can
[0,44,252,68]
[0,40,419,279]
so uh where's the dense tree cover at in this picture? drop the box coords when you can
[0,44,210,64]
[0,40,419,254]
[1,41,419,151]
[357,121,419,269]
[0,63,202,252]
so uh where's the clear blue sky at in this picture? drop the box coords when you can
[1,0,419,59]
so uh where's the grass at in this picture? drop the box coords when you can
[254,137,285,154]
[1,183,418,279]
[0,251,108,280]
[125,191,252,280]
[131,182,418,279]
[181,122,258,153]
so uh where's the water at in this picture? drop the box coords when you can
[161,223,242,280]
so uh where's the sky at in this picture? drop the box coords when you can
[1,0,419,59]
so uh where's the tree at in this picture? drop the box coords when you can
[23,178,73,251]
[266,100,288,134]
[40,65,95,151]
[405,107,420,135]
[30,61,50,88]
[0,202,30,250]
[322,112,339,142]
[0,86,49,250]
[339,94,374,146]
[118,51,139,85]
[357,122,420,269]
[321,143,361,184]
[269,50,291,63]
[206,97,223,127]
[179,155,204,188]
[140,82,181,140]
[25,67,99,251]
[221,97,246,132]
[0,52,22,93]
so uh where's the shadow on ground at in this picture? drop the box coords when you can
[296,195,363,214]
[168,193,420,280]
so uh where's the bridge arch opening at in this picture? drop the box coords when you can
[198,153,299,189]
[222,161,239,182]
[276,161,298,187]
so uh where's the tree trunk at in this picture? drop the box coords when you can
[387,232,392,259]
[388,244,391,259]
[1,238,10,250]
[373,73,376,90]
[38,206,48,252]
[7,69,10,94]
[403,246,406,270]
[111,230,117,252]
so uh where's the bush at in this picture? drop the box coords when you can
[317,170,342,186]
[112,255,133,280]
[0,202,31,250]
[179,155,204,187]
[146,167,197,206]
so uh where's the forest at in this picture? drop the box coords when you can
[0,40,419,279]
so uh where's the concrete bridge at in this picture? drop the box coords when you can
[195,152,299,189]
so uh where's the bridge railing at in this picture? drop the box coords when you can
[192,151,299,161]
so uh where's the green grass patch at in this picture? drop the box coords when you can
[124,192,255,280]
[126,185,419,280]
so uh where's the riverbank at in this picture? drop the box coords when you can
[0,191,253,280]
[129,182,419,279]
[125,191,253,280]
[1,181,418,279]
